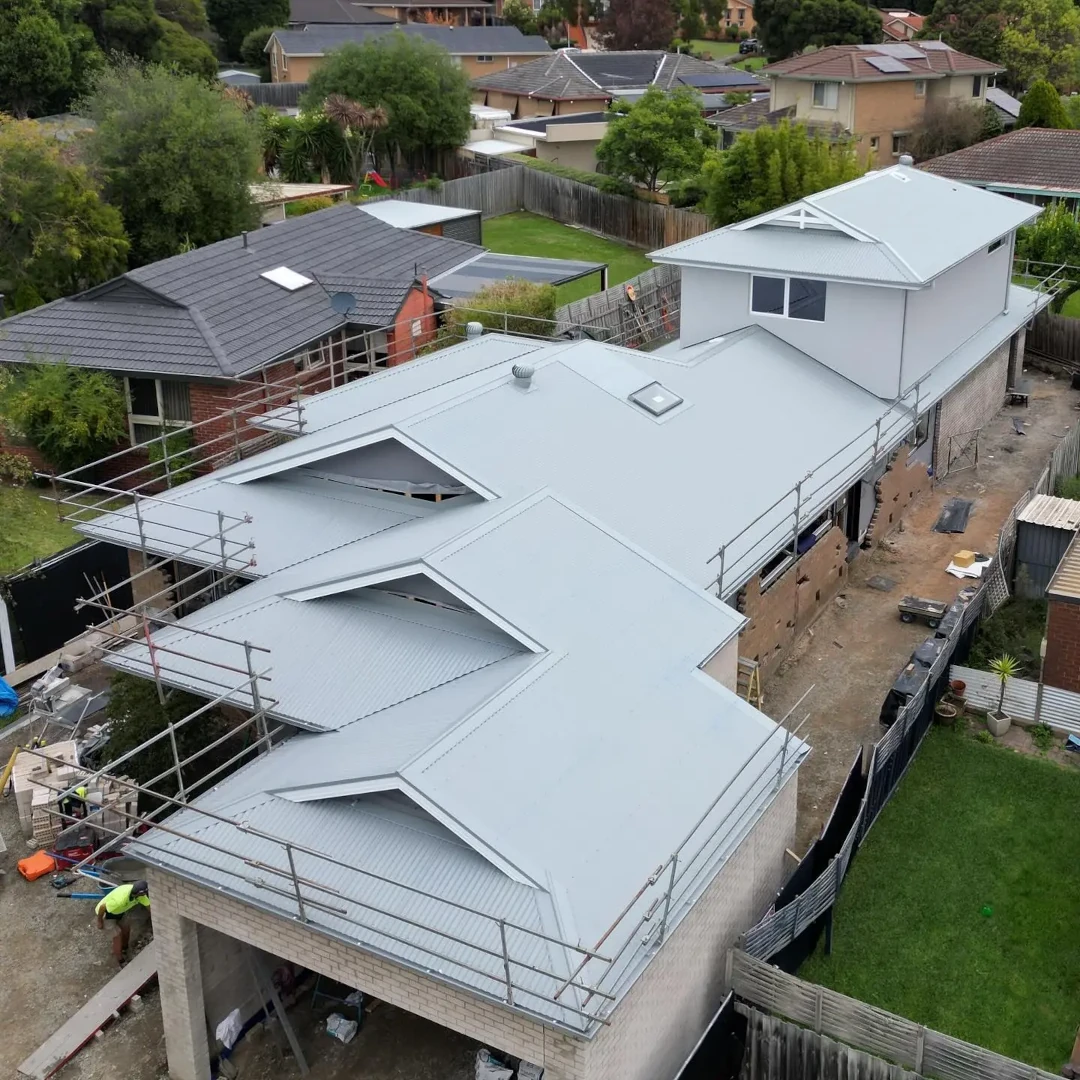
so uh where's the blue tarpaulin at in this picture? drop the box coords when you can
[0,676,17,718]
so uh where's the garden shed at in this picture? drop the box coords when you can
[1014,495,1080,598]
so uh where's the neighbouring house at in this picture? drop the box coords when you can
[986,85,1021,129]
[649,162,1050,665]
[289,0,494,24]
[1043,533,1080,693]
[749,42,1002,163]
[712,98,845,148]
[251,181,354,223]
[267,23,550,83]
[878,7,924,40]
[471,49,743,118]
[496,111,610,171]
[217,68,262,86]
[920,127,1080,212]
[723,0,755,34]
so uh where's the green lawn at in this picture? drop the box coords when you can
[0,484,83,574]
[688,39,740,58]
[800,728,1080,1070]
[482,211,653,305]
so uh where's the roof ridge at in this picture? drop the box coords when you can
[188,306,237,377]
[561,48,602,88]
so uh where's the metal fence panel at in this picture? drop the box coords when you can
[949,665,1039,721]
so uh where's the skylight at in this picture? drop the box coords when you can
[630,382,683,417]
[261,266,313,291]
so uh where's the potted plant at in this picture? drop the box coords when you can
[986,654,1020,737]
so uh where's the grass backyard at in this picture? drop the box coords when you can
[800,728,1080,1070]
[0,484,81,574]
[482,211,653,305]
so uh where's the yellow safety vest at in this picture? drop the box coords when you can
[95,883,150,917]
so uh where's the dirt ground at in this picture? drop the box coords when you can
[764,371,1080,854]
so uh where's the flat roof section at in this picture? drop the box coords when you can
[428,252,607,297]
[358,201,481,230]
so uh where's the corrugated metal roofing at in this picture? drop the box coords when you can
[1049,535,1080,602]
[429,252,607,297]
[1016,494,1080,530]
[651,164,1039,286]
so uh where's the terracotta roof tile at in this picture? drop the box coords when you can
[920,127,1080,194]
[762,42,1001,81]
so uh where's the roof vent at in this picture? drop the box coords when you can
[261,266,313,291]
[898,153,914,166]
[629,381,683,417]
[512,363,534,389]
[465,320,484,339]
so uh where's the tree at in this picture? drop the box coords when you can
[1016,79,1071,129]
[207,0,289,57]
[1016,201,1080,310]
[909,99,999,160]
[324,94,388,186]
[0,118,128,309]
[303,34,472,173]
[277,110,344,181]
[921,0,1003,66]
[679,0,705,43]
[999,0,1080,90]
[0,363,128,470]
[151,15,218,76]
[154,0,207,32]
[502,0,539,35]
[80,64,261,265]
[752,0,881,60]
[240,23,276,71]
[596,0,676,51]
[82,0,166,57]
[702,120,865,226]
[596,86,711,191]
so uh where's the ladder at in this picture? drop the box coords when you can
[737,657,763,710]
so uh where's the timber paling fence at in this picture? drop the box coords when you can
[554,264,682,347]
[370,162,713,251]
[731,952,1063,1080]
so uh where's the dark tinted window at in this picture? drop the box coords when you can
[751,275,785,315]
[128,378,158,416]
[788,278,827,321]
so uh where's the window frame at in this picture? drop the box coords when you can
[869,135,880,152]
[812,81,839,110]
[987,237,1004,254]
[125,377,191,446]
[972,74,982,97]
[750,275,828,322]
[476,54,494,63]
[914,79,926,98]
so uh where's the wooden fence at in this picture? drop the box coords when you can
[739,1006,922,1080]
[1025,310,1080,370]
[371,163,713,250]
[554,264,682,346]
[731,951,1062,1080]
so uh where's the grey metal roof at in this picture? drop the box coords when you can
[651,164,1040,286]
[289,0,398,23]
[986,85,1021,119]
[428,251,606,298]
[1017,494,1080,530]
[272,23,550,57]
[123,489,801,1027]
[0,204,482,377]
[1049,535,1080,602]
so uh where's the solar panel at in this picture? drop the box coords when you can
[874,42,924,58]
[919,39,953,49]
[865,55,912,73]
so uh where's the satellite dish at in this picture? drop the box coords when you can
[329,291,357,315]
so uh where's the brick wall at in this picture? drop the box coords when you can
[145,775,797,1080]
[1043,599,1080,692]
[737,526,847,670]
[865,448,933,546]
[933,338,1011,476]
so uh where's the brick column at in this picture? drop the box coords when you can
[1043,599,1080,692]
[148,868,211,1080]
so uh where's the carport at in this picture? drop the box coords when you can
[428,251,608,297]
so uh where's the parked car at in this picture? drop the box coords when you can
[739,38,759,53]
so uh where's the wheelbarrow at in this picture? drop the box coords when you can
[898,595,948,629]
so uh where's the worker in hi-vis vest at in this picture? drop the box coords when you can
[95,880,150,964]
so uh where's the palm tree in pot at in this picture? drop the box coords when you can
[987,654,1020,737]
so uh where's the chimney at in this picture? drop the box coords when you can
[512,363,534,390]
[241,231,249,249]
[899,153,914,166]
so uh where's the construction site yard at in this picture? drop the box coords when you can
[765,369,1080,853]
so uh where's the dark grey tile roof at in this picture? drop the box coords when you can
[472,49,731,98]
[288,0,397,23]
[0,204,482,378]
[273,23,549,56]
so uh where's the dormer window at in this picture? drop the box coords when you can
[751,276,828,322]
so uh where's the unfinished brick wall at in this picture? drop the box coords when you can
[933,337,1011,476]
[146,775,797,1080]
[1043,599,1080,692]
[864,448,933,546]
[737,526,847,670]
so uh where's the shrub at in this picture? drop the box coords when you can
[975,729,995,745]
[147,427,197,487]
[968,598,1046,672]
[1030,723,1055,752]
[284,195,336,217]
[1056,473,1080,500]
[725,23,739,38]
[0,451,34,486]
[503,153,636,198]
[449,278,558,337]
[0,363,127,472]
